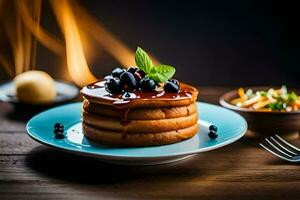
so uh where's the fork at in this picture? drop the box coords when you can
[260,134,300,162]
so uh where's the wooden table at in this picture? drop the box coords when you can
[1,87,300,200]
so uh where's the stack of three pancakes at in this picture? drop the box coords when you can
[81,81,199,146]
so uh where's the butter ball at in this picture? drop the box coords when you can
[14,70,57,104]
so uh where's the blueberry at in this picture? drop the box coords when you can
[208,131,218,139]
[112,67,126,78]
[140,77,156,92]
[127,67,138,74]
[136,69,146,78]
[54,123,64,130]
[164,81,179,93]
[133,71,143,83]
[120,72,137,91]
[104,75,113,80]
[169,79,180,87]
[209,125,218,132]
[54,128,64,134]
[105,77,122,94]
[55,133,65,139]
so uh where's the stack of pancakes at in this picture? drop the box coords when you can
[81,81,199,146]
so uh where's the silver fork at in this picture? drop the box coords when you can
[260,134,300,162]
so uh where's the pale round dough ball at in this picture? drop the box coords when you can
[14,70,57,104]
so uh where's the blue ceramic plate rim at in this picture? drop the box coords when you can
[26,102,247,159]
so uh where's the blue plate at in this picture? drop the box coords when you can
[26,102,247,165]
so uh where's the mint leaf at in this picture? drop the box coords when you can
[147,65,176,83]
[135,47,153,74]
[134,47,176,83]
[147,73,168,83]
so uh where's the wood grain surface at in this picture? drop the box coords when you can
[1,87,300,200]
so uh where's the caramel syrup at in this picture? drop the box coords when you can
[87,81,104,89]
[120,108,131,126]
[84,81,193,108]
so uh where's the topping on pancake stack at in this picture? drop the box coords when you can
[81,47,199,146]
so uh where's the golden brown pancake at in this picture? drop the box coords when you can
[82,122,199,147]
[82,99,197,120]
[82,110,198,133]
[80,80,199,146]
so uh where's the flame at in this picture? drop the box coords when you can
[0,0,159,87]
[72,2,134,67]
[50,0,97,86]
[18,0,65,57]
[0,0,45,76]
[72,1,159,66]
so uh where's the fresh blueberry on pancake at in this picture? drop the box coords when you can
[127,67,138,74]
[112,67,126,78]
[105,77,122,94]
[104,75,113,81]
[80,47,199,146]
[170,79,180,87]
[140,77,156,92]
[120,72,137,91]
[136,69,146,77]
[164,80,179,93]
[133,71,143,83]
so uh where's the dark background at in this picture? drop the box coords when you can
[1,0,300,86]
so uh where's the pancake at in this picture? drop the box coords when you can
[82,110,198,133]
[80,80,199,146]
[81,81,198,109]
[82,122,199,146]
[82,99,197,120]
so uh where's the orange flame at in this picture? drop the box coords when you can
[0,0,159,87]
[50,0,97,87]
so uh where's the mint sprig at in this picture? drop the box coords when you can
[135,47,175,83]
[135,47,152,74]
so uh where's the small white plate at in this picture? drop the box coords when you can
[0,80,79,106]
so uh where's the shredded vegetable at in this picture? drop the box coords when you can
[230,86,300,112]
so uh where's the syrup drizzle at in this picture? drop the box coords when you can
[87,81,104,89]
[120,108,130,140]
[83,81,193,108]
[120,108,131,126]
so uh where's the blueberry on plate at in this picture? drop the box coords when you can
[208,130,218,139]
[127,67,138,74]
[140,77,156,92]
[55,133,65,139]
[54,123,64,130]
[164,80,179,93]
[112,67,126,78]
[105,77,122,94]
[54,128,64,134]
[209,125,218,132]
[120,72,137,91]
